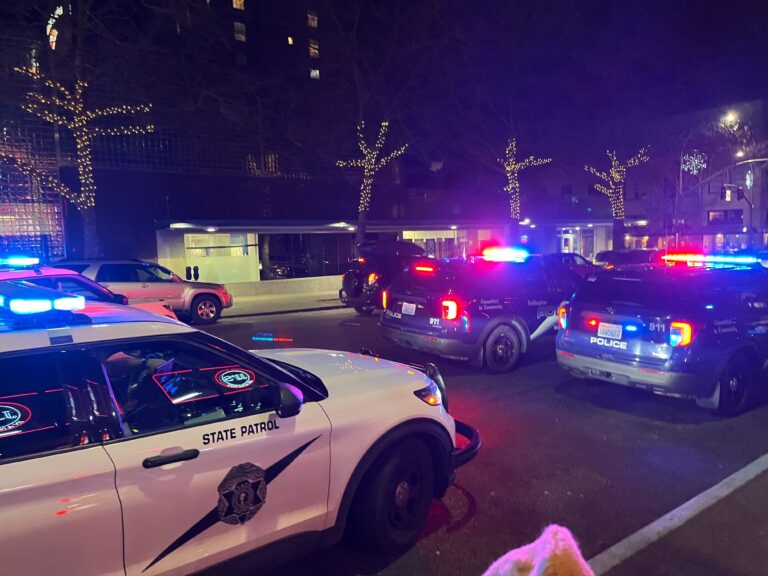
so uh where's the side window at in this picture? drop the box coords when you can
[96,264,139,283]
[143,264,175,282]
[54,278,111,302]
[96,340,277,437]
[0,353,94,463]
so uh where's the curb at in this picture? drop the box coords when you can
[222,304,347,319]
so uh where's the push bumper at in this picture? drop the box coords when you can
[556,350,710,399]
[381,325,478,361]
[451,420,481,468]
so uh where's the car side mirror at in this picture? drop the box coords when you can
[113,293,129,305]
[275,382,304,418]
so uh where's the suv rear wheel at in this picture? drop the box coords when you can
[349,438,434,554]
[484,325,522,373]
[191,295,221,324]
[354,305,375,315]
[716,352,755,416]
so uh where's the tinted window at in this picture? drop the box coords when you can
[96,264,139,283]
[143,264,175,282]
[0,353,95,462]
[96,340,277,437]
[27,276,111,302]
[577,275,689,309]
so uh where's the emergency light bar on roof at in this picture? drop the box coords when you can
[0,256,40,267]
[0,281,86,315]
[481,247,530,262]
[662,253,759,266]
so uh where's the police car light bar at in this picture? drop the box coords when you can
[662,253,759,266]
[0,282,86,315]
[481,247,530,262]
[0,256,40,267]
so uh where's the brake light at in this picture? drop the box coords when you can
[557,306,567,329]
[368,272,379,284]
[586,317,598,328]
[414,264,435,274]
[441,299,459,320]
[605,264,615,270]
[382,289,388,309]
[357,257,366,264]
[669,322,692,347]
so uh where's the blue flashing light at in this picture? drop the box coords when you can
[705,304,715,310]
[9,298,53,314]
[53,296,86,311]
[481,246,530,263]
[252,332,294,343]
[0,256,40,267]
[663,253,758,266]
[625,324,639,332]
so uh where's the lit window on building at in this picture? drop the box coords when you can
[310,68,320,80]
[287,36,294,45]
[234,21,247,42]
[233,0,245,9]
[307,10,318,28]
[309,39,319,58]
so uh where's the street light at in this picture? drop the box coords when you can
[735,149,746,158]
[722,110,738,125]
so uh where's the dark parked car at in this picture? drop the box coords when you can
[594,249,665,271]
[340,241,426,315]
[543,252,595,278]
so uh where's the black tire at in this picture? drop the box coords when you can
[350,439,435,554]
[484,325,522,373]
[716,352,755,416]
[354,305,375,315]
[190,294,222,324]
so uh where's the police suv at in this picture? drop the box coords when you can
[380,247,581,373]
[556,253,768,415]
[0,282,479,575]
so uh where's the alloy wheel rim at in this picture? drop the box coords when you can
[197,301,217,320]
[493,335,513,364]
[389,467,421,529]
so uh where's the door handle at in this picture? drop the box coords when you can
[140,283,150,288]
[142,448,200,469]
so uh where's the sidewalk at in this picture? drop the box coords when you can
[223,290,344,317]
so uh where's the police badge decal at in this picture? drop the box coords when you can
[144,436,320,572]
[217,462,267,525]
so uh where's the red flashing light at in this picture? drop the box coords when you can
[557,306,568,330]
[441,299,459,320]
[586,318,598,328]
[368,272,379,284]
[414,264,436,274]
[605,264,615,270]
[382,289,388,310]
[670,321,693,347]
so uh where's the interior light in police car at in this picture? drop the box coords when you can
[669,321,693,347]
[481,247,529,262]
[0,256,40,267]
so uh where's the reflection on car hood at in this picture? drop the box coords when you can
[254,348,432,396]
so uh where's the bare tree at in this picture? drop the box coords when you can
[499,138,551,242]
[337,121,407,248]
[586,147,650,248]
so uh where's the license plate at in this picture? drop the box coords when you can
[401,302,416,315]
[598,322,622,339]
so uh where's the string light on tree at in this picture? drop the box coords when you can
[14,66,154,210]
[0,146,74,203]
[337,120,407,214]
[585,146,649,220]
[682,150,707,176]
[498,138,551,221]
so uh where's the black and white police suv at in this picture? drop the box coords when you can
[556,253,768,415]
[0,282,479,575]
[380,247,581,373]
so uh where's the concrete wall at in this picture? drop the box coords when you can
[225,274,341,297]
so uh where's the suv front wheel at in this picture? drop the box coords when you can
[190,294,222,324]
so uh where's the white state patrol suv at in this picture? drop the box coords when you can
[0,281,479,576]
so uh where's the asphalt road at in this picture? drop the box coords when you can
[203,309,768,576]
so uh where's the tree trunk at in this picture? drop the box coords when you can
[613,219,625,250]
[355,210,368,254]
[260,234,273,280]
[82,207,102,258]
[507,220,520,245]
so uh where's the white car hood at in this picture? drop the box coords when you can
[254,348,433,397]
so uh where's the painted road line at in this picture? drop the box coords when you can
[589,451,768,575]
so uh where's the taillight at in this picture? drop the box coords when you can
[382,290,388,309]
[586,317,598,328]
[557,306,568,329]
[357,257,366,264]
[441,299,459,320]
[414,264,436,274]
[368,272,379,284]
[669,321,692,347]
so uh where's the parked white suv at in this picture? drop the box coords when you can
[0,282,478,576]
[59,259,233,323]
